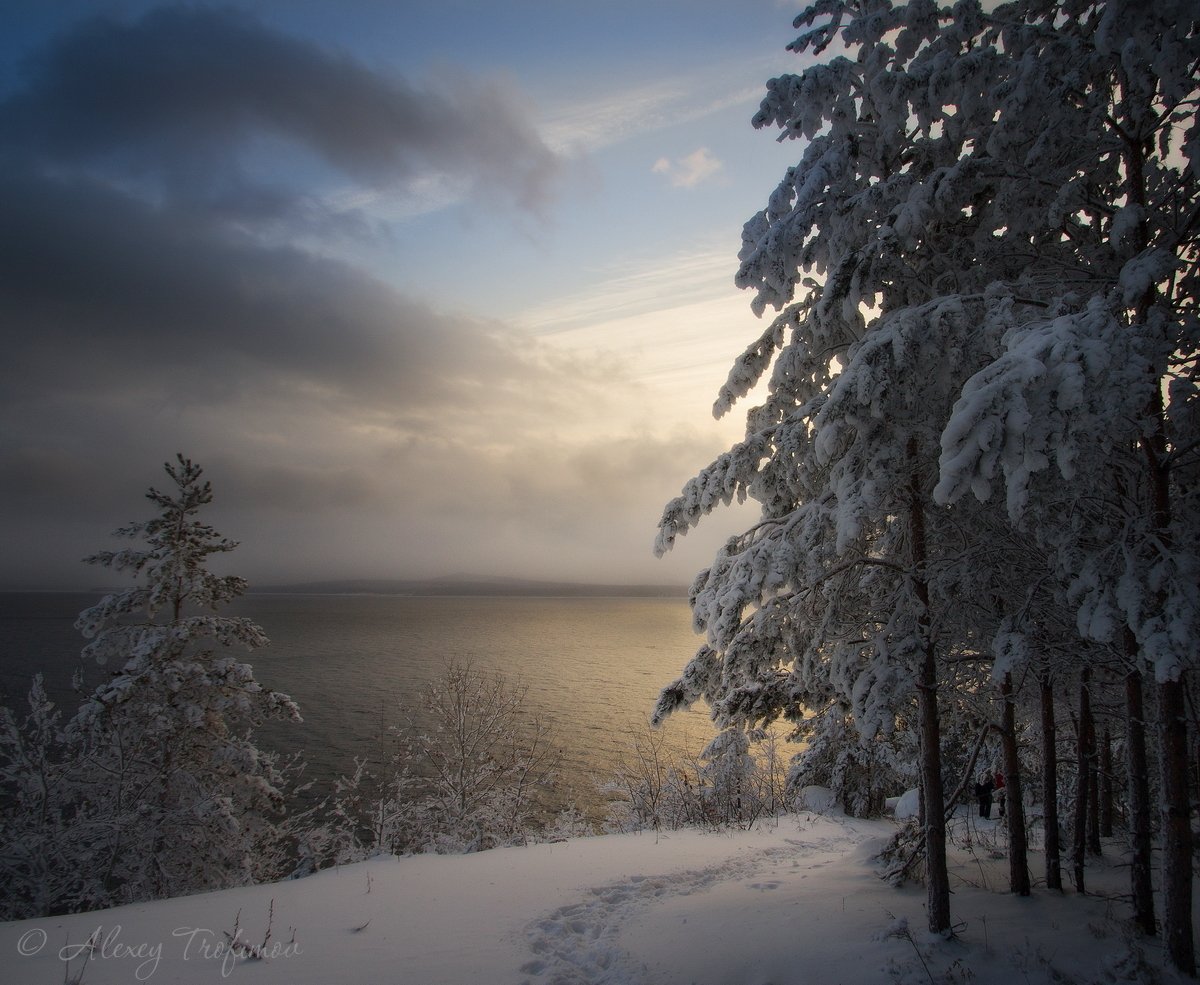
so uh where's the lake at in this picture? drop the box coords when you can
[0,592,723,819]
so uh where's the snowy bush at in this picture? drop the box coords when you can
[603,724,792,832]
[326,660,569,856]
[787,703,916,818]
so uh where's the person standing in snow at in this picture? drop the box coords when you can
[974,773,994,818]
[994,770,1006,818]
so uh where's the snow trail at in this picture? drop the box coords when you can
[521,826,863,984]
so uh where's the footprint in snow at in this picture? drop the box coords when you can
[520,837,855,984]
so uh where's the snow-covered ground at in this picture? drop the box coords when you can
[2,806,1192,984]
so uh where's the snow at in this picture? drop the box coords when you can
[3,810,1191,985]
[890,787,921,820]
[797,784,837,813]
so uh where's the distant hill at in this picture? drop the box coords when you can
[247,574,688,598]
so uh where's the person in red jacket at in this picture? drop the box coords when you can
[994,769,1006,818]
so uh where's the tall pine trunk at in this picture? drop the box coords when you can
[1160,675,1195,975]
[1099,727,1113,838]
[917,638,949,933]
[908,441,950,934]
[1125,115,1193,977]
[1000,672,1030,896]
[1124,656,1156,937]
[1147,359,1193,973]
[1072,669,1092,893]
[1088,720,1102,857]
[1040,673,1062,891]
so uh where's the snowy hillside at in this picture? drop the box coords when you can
[2,808,1191,985]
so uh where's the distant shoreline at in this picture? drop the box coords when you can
[246,577,689,599]
[1,577,690,599]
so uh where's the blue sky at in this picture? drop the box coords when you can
[0,1,812,588]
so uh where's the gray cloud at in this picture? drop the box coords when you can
[1,5,563,213]
[0,166,533,413]
[0,5,723,590]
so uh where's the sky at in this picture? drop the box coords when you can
[0,0,814,590]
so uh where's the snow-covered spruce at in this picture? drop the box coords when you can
[0,456,301,918]
[654,0,1198,968]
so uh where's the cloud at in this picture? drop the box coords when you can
[515,248,738,334]
[0,169,530,411]
[651,148,724,188]
[1,5,564,215]
[0,5,748,590]
[537,57,775,157]
[0,160,665,588]
[0,3,588,587]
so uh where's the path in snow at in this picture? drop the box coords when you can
[520,824,866,985]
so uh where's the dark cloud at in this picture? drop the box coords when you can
[0,5,722,591]
[1,5,563,212]
[0,166,531,412]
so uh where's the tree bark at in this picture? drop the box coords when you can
[1087,718,1102,857]
[917,638,950,933]
[1160,675,1195,975]
[1000,672,1030,896]
[1099,727,1114,838]
[908,439,950,935]
[1124,659,1156,937]
[1123,113,1193,976]
[1040,672,1062,892]
[1072,669,1091,894]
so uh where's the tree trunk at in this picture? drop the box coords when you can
[1040,673,1062,892]
[908,439,950,935]
[1072,669,1091,894]
[1000,672,1030,896]
[1089,753,1099,854]
[1160,675,1195,976]
[1122,90,1192,977]
[1124,659,1156,937]
[917,639,950,933]
[1088,720,1102,857]
[1099,727,1113,838]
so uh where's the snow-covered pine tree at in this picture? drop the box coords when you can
[931,2,1200,971]
[0,676,102,918]
[68,454,301,904]
[653,0,1069,934]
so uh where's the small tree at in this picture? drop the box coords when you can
[77,456,300,899]
[0,455,300,916]
[337,661,564,855]
[0,676,102,918]
[603,724,696,832]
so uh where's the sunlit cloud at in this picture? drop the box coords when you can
[515,248,741,334]
[537,63,772,155]
[652,148,725,188]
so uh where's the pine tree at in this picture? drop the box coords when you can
[0,676,100,918]
[931,3,1199,970]
[69,455,300,904]
[655,0,1036,935]
[655,1,1198,958]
